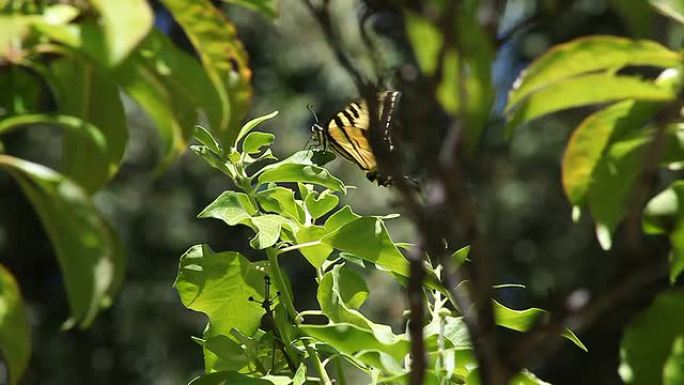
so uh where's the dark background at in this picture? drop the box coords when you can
[0,0,680,384]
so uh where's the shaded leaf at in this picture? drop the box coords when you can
[0,114,109,193]
[0,264,30,385]
[620,290,684,385]
[664,336,684,385]
[0,155,123,328]
[47,56,127,192]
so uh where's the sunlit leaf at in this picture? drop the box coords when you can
[305,189,339,220]
[222,0,278,18]
[0,264,30,385]
[664,336,684,385]
[322,217,410,277]
[194,126,222,155]
[562,101,659,205]
[507,36,680,110]
[650,0,684,24]
[243,132,275,155]
[643,181,684,282]
[256,186,302,222]
[0,155,123,328]
[256,151,346,192]
[162,0,253,143]
[494,301,587,351]
[88,0,153,65]
[620,290,684,385]
[300,322,409,364]
[506,74,675,134]
[174,245,268,337]
[236,111,279,146]
[294,226,333,267]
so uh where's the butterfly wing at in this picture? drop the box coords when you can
[324,91,400,179]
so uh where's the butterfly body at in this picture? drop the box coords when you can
[311,91,400,186]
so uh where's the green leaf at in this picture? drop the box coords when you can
[664,336,684,385]
[293,364,306,385]
[0,264,30,385]
[620,290,684,385]
[194,126,222,155]
[588,129,651,250]
[249,215,294,249]
[161,0,253,143]
[189,371,281,385]
[451,245,470,269]
[112,54,196,171]
[507,36,680,110]
[0,114,109,194]
[493,301,587,351]
[202,335,249,372]
[562,100,659,205]
[256,151,346,193]
[135,30,223,143]
[323,205,361,233]
[174,245,268,337]
[256,186,302,222]
[88,0,153,65]
[424,316,471,350]
[294,226,333,267]
[650,0,684,24]
[305,189,339,220]
[643,181,684,282]
[404,11,442,75]
[236,111,279,146]
[322,216,410,277]
[506,73,675,134]
[47,56,127,192]
[222,0,278,18]
[610,0,653,37]
[199,190,258,226]
[0,155,124,328]
[300,322,409,364]
[243,131,275,155]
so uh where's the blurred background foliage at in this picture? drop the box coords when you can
[0,0,682,384]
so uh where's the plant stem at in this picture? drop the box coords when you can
[306,343,333,385]
[266,248,298,319]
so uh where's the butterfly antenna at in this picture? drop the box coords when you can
[306,104,319,125]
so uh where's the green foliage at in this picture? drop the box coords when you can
[643,181,684,283]
[620,290,684,385]
[0,264,30,385]
[177,113,584,385]
[0,1,253,381]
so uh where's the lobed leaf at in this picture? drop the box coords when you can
[174,245,268,337]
